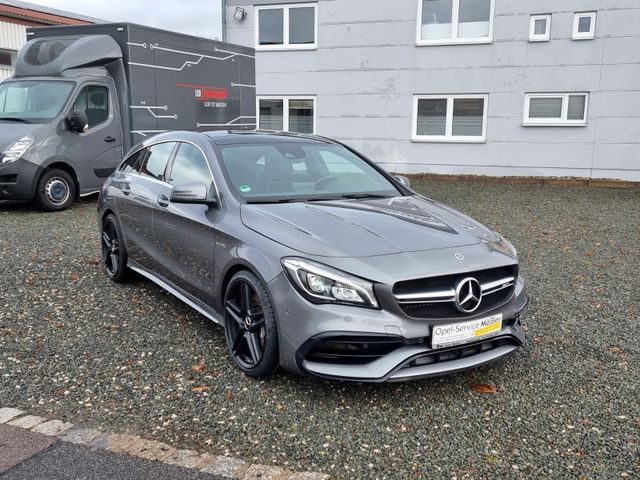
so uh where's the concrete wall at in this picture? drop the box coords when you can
[0,20,26,81]
[226,0,640,180]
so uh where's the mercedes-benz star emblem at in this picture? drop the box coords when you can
[454,253,464,261]
[454,277,482,313]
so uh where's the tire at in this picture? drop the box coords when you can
[223,270,279,378]
[35,169,76,212]
[101,214,130,283]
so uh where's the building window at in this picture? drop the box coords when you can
[257,96,316,134]
[529,14,551,42]
[412,94,488,142]
[417,0,494,45]
[256,3,317,50]
[523,93,589,126]
[0,49,16,68]
[573,12,596,40]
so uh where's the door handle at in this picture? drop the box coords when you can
[104,136,117,143]
[157,194,170,207]
[121,183,131,195]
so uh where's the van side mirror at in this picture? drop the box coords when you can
[171,182,214,204]
[395,175,411,188]
[66,110,89,133]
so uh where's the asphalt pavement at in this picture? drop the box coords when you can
[0,424,223,480]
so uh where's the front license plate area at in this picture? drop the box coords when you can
[431,314,503,349]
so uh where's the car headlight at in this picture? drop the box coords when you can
[1,134,34,164]
[282,257,379,308]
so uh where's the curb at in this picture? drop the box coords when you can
[0,407,329,480]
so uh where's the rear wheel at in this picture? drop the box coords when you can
[101,214,129,283]
[35,169,75,212]
[223,271,279,378]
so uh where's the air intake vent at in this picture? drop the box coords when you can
[24,38,77,66]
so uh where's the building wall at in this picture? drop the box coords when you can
[225,0,640,181]
[0,19,25,81]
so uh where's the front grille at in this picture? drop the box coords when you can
[400,337,518,369]
[393,265,517,319]
[305,336,405,365]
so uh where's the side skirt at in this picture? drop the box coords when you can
[127,260,223,326]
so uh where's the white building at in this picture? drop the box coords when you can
[223,0,640,181]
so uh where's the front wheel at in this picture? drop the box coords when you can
[35,169,75,212]
[223,271,279,378]
[101,214,130,283]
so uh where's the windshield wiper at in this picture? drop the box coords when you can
[339,193,394,200]
[0,117,31,124]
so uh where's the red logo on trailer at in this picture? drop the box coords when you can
[176,84,228,101]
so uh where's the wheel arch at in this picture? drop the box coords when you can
[39,159,80,200]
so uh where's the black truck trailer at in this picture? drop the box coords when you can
[0,22,255,210]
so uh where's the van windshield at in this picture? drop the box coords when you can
[0,80,74,124]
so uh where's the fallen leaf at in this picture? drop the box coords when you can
[608,346,623,355]
[191,386,209,392]
[191,362,206,373]
[56,323,65,329]
[585,250,593,257]
[225,387,234,400]
[69,273,80,282]
[620,246,625,255]
[276,404,284,411]
[470,383,497,394]
[55,388,65,397]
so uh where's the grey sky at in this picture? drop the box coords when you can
[26,0,223,39]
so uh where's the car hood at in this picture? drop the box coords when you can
[0,123,41,151]
[241,195,502,258]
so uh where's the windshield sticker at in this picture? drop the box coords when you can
[239,184,252,193]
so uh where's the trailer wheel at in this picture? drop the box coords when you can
[35,169,76,212]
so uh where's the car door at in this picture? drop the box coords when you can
[67,82,124,194]
[115,141,178,270]
[152,142,218,306]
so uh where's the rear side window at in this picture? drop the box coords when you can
[139,142,176,181]
[120,149,145,173]
[168,143,213,187]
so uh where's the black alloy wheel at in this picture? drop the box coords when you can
[101,214,129,283]
[224,271,279,377]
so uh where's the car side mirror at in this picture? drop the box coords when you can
[395,175,411,188]
[66,110,89,133]
[171,182,214,204]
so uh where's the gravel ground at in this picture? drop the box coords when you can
[0,179,639,480]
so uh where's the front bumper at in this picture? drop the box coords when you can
[0,159,42,201]
[268,272,528,382]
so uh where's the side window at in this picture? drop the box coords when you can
[139,142,176,181]
[168,143,213,187]
[73,85,109,128]
[119,149,145,173]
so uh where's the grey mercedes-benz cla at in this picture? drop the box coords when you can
[98,130,528,382]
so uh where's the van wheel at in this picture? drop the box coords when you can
[35,169,75,212]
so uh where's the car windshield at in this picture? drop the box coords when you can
[219,142,402,203]
[0,80,74,124]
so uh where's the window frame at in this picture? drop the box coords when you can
[256,95,317,134]
[0,49,16,68]
[522,92,589,127]
[529,14,551,42]
[572,11,596,40]
[412,94,488,143]
[415,0,495,46]
[255,3,318,51]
